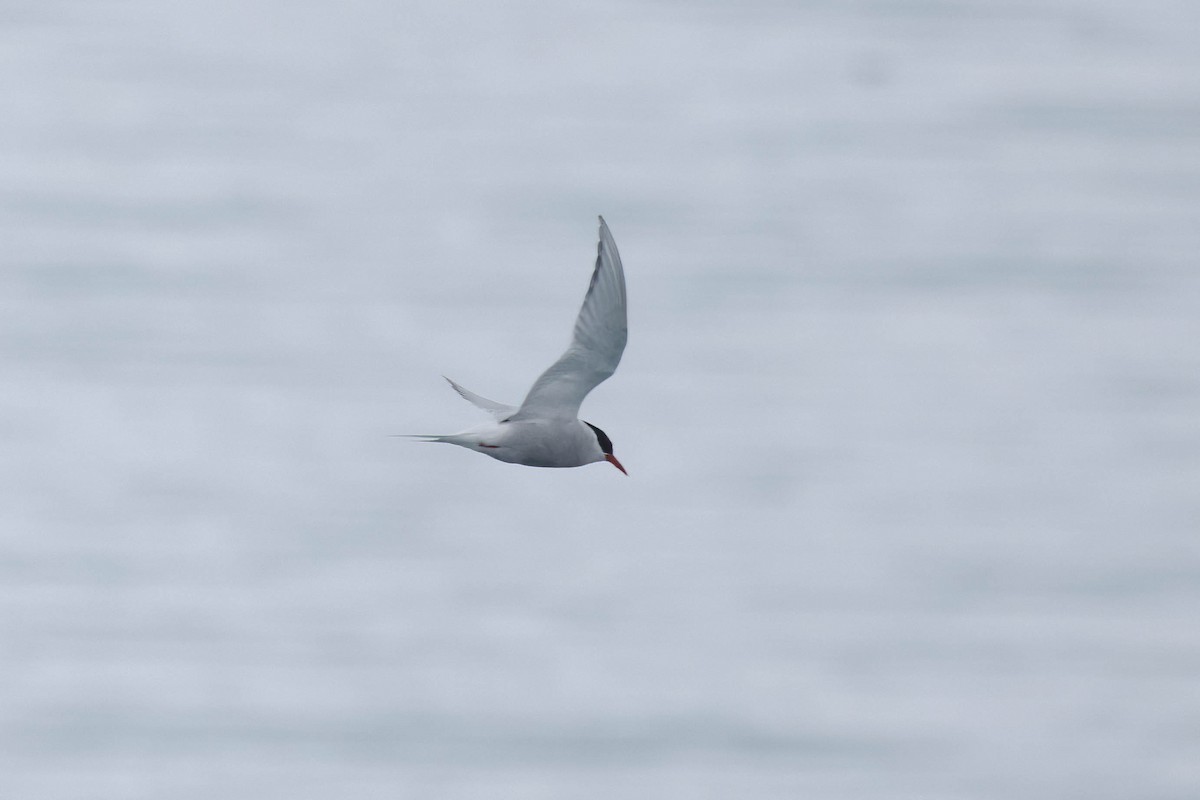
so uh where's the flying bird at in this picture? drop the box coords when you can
[405,216,628,474]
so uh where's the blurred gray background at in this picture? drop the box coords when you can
[2,1,1199,798]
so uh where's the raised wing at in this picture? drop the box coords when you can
[444,376,517,420]
[509,216,628,421]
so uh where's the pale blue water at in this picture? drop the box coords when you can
[2,2,1199,798]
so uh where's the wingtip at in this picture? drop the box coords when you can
[443,375,470,402]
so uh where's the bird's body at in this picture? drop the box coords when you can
[414,418,608,468]
[406,217,629,475]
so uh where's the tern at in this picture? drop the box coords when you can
[406,216,628,475]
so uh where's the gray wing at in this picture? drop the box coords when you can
[444,376,518,420]
[509,216,628,421]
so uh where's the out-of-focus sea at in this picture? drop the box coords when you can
[2,1,1198,798]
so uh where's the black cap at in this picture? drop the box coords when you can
[584,422,614,455]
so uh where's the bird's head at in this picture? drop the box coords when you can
[584,421,626,475]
